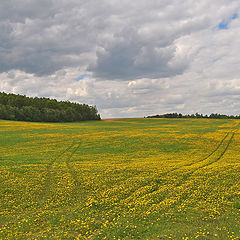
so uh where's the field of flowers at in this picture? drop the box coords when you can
[0,118,240,239]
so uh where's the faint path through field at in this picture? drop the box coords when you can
[41,141,83,201]
[122,122,239,204]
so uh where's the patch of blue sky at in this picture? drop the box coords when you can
[231,13,238,19]
[77,73,91,81]
[218,12,238,30]
[218,20,228,29]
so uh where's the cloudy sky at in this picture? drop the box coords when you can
[0,0,240,118]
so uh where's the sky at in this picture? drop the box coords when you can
[0,0,240,118]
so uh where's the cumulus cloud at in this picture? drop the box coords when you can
[0,0,240,117]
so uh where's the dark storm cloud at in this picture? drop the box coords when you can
[0,0,99,75]
[0,0,222,78]
[90,30,184,80]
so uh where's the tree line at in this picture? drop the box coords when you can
[147,112,240,119]
[0,92,101,122]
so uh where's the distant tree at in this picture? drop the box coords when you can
[0,92,101,122]
[147,112,240,119]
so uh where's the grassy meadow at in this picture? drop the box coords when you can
[0,118,240,239]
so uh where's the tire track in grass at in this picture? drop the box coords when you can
[193,131,235,171]
[97,131,231,206]
[183,132,230,167]
[174,133,234,187]
[64,143,82,186]
[153,126,239,208]
[122,124,239,206]
[155,129,239,212]
[177,124,239,179]
[63,143,91,202]
[41,141,78,199]
[65,122,239,224]
[42,140,87,203]
[156,131,231,177]
[177,122,239,171]
[121,131,231,202]
[158,122,239,180]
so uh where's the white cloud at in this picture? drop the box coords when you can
[0,0,240,117]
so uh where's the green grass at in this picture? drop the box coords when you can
[0,118,240,239]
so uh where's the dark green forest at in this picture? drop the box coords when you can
[0,92,101,122]
[147,112,240,119]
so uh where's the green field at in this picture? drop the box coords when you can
[0,118,240,239]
